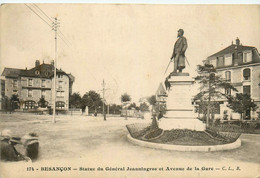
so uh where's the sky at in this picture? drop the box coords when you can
[1,4,259,104]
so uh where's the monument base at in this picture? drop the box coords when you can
[159,118,206,131]
[160,72,205,131]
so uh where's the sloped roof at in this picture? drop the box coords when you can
[67,73,75,82]
[155,83,167,96]
[208,44,255,58]
[1,68,24,78]
[2,63,74,81]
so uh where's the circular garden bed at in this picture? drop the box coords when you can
[126,123,242,150]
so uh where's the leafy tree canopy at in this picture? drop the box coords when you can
[121,93,131,103]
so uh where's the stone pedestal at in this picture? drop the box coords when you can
[159,73,205,131]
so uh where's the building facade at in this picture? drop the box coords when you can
[205,38,260,120]
[1,60,74,110]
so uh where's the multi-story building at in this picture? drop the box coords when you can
[205,38,260,120]
[1,60,74,110]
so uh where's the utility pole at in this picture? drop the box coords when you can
[52,17,60,123]
[102,79,106,121]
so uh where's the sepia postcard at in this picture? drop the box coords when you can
[0,3,259,178]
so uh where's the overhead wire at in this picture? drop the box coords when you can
[24,4,52,29]
[32,3,53,23]
[25,3,72,47]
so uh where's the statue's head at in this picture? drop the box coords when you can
[177,29,184,37]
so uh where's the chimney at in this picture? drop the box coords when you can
[236,37,240,45]
[51,60,54,66]
[35,60,40,67]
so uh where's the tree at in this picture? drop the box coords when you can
[148,95,157,111]
[139,102,149,112]
[128,102,139,110]
[194,63,238,127]
[148,95,158,129]
[38,96,47,108]
[110,104,122,114]
[10,94,20,110]
[121,93,131,103]
[1,96,12,113]
[82,91,102,115]
[69,92,82,109]
[227,93,258,120]
[121,93,131,119]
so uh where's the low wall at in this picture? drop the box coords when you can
[127,134,241,152]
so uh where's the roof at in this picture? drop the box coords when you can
[1,68,24,78]
[155,83,167,96]
[208,44,255,58]
[1,63,74,81]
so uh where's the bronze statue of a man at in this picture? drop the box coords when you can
[170,29,188,73]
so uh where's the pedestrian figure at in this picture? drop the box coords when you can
[22,132,39,161]
[0,129,30,162]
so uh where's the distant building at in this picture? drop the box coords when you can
[155,83,167,111]
[0,79,5,109]
[1,60,74,110]
[205,38,260,120]
[155,83,167,103]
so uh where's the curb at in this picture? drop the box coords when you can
[127,134,241,152]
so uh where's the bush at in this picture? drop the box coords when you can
[47,107,53,115]
[240,122,257,133]
[206,124,242,142]
[144,129,163,140]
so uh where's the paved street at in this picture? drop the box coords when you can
[0,113,259,178]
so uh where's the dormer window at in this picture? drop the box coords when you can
[217,56,224,67]
[243,51,252,63]
[35,70,40,75]
[210,58,217,68]
[45,71,49,77]
[224,54,232,66]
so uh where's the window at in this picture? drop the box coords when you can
[12,90,18,95]
[13,80,18,88]
[56,101,65,109]
[58,74,63,78]
[210,59,217,68]
[35,70,40,75]
[224,54,232,66]
[28,79,33,86]
[243,85,251,95]
[217,56,224,67]
[41,90,45,98]
[24,100,36,109]
[225,71,231,82]
[28,89,33,97]
[225,88,231,96]
[42,80,46,87]
[58,81,63,89]
[57,91,64,98]
[243,51,252,63]
[45,71,49,77]
[243,68,251,81]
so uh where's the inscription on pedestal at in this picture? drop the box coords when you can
[160,74,205,131]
